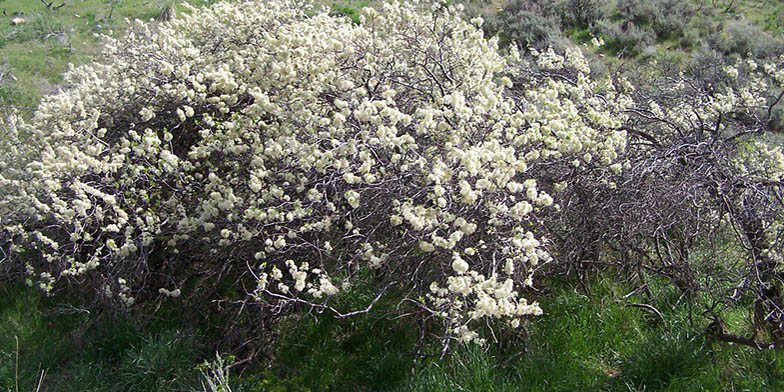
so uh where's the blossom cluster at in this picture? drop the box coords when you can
[0,0,630,344]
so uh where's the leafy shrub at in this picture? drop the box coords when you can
[678,27,702,50]
[708,20,784,57]
[615,0,661,27]
[592,19,656,57]
[765,6,784,34]
[651,1,694,39]
[552,47,784,347]
[560,0,607,29]
[488,0,608,50]
[488,0,564,49]
[609,0,695,45]
[0,0,629,348]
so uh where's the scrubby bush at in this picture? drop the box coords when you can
[487,0,608,50]
[709,20,784,58]
[590,0,696,57]
[615,0,694,38]
[651,1,694,39]
[0,0,629,348]
[615,0,661,27]
[560,0,607,29]
[678,27,702,50]
[553,49,784,347]
[488,0,564,49]
[592,19,656,57]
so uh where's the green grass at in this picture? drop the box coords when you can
[252,281,417,391]
[194,275,783,392]
[0,283,208,391]
[391,277,784,392]
[3,273,784,391]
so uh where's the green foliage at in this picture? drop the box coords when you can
[585,0,695,57]
[233,276,784,391]
[591,19,655,57]
[762,4,784,34]
[560,0,607,29]
[615,0,661,27]
[327,1,370,24]
[398,345,519,392]
[489,0,784,61]
[613,0,694,38]
[708,20,784,57]
[485,0,564,49]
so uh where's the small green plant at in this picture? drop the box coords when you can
[198,353,237,392]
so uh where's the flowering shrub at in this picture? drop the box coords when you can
[0,0,629,345]
[550,50,784,347]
